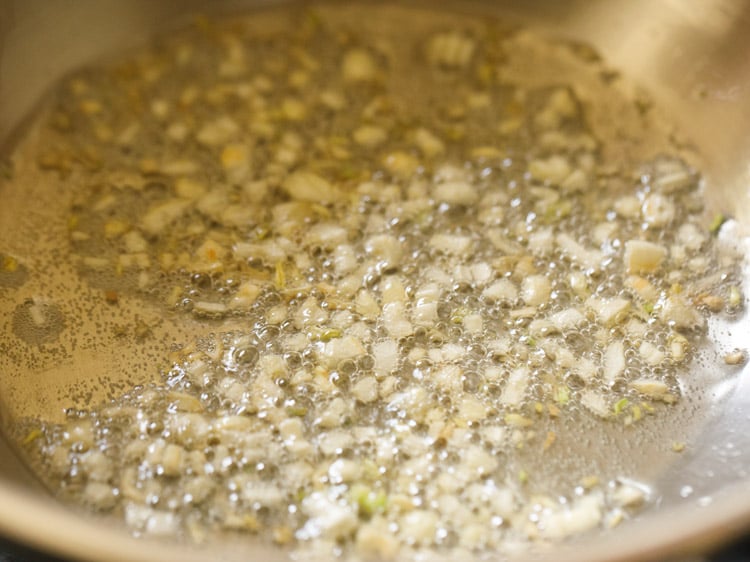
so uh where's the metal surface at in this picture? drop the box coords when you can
[1,1,750,561]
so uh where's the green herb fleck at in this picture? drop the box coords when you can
[613,398,629,415]
[351,484,388,518]
[709,212,727,234]
[518,469,528,484]
[285,406,308,417]
[554,386,570,406]
[728,286,742,309]
[320,328,343,342]
[22,428,43,446]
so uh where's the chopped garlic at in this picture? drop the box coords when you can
[659,294,704,331]
[382,302,414,338]
[724,349,747,366]
[652,161,693,193]
[630,379,673,402]
[381,276,407,304]
[586,296,631,326]
[624,240,666,274]
[356,520,399,560]
[614,196,641,219]
[123,231,149,253]
[196,116,238,146]
[299,492,358,540]
[353,125,388,147]
[639,341,665,366]
[550,308,585,331]
[432,181,478,206]
[355,290,380,321]
[192,301,228,315]
[569,271,589,297]
[426,31,476,68]
[230,281,262,310]
[611,482,647,508]
[306,223,348,250]
[365,234,403,269]
[669,334,689,363]
[521,275,551,307]
[414,128,445,158]
[642,193,675,226]
[429,234,473,255]
[458,396,488,422]
[141,199,190,235]
[528,228,554,256]
[626,276,659,302]
[482,279,518,303]
[341,49,378,82]
[382,151,419,178]
[283,171,339,203]
[463,313,483,335]
[528,155,571,186]
[538,495,603,539]
[603,341,625,382]
[501,367,529,407]
[352,377,379,403]
[580,390,609,418]
[220,143,250,181]
[557,233,604,271]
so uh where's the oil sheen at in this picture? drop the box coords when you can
[0,3,745,560]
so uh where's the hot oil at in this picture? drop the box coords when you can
[0,2,745,559]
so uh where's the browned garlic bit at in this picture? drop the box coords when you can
[13,3,744,560]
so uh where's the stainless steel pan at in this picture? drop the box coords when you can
[1,1,750,561]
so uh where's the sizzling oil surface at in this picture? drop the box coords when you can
[0,3,745,560]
